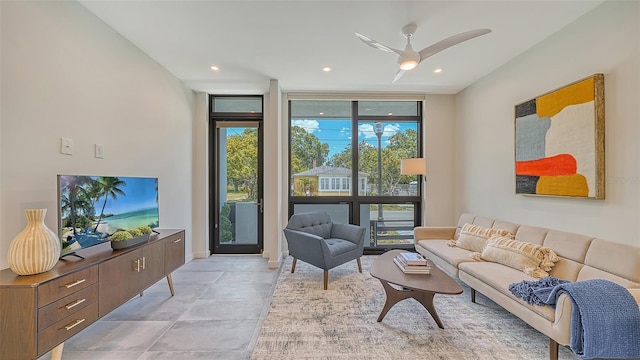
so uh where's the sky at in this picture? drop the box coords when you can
[93,176,158,214]
[291,119,417,158]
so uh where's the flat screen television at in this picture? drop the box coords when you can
[57,175,159,258]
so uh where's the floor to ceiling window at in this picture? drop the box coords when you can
[288,99,423,252]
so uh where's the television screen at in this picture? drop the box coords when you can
[58,175,159,256]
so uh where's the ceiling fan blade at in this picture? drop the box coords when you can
[392,69,406,83]
[418,29,491,62]
[355,32,402,55]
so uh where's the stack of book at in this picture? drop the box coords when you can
[393,252,431,274]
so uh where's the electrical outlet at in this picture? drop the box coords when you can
[95,144,104,159]
[61,138,73,155]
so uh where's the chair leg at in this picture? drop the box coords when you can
[470,288,476,303]
[324,270,328,290]
[356,257,362,273]
[291,258,297,273]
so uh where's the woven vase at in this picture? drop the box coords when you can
[7,209,61,275]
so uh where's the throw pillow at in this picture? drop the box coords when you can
[447,223,514,253]
[471,235,560,279]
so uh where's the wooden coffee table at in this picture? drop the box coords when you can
[370,250,463,329]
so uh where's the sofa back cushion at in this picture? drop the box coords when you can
[578,239,640,287]
[472,216,495,229]
[514,225,548,245]
[539,230,593,281]
[492,220,521,235]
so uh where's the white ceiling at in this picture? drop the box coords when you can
[78,0,604,94]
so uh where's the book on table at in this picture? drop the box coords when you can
[396,252,428,266]
[393,256,431,274]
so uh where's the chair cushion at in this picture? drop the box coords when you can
[324,238,358,256]
[286,212,333,239]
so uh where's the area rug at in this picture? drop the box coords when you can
[251,256,579,360]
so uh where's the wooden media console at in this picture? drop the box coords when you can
[0,229,185,360]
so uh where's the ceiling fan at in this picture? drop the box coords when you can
[355,23,491,83]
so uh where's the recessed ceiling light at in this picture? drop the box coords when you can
[319,112,324,115]
[388,112,393,116]
[322,67,331,72]
[434,68,444,73]
[210,65,219,71]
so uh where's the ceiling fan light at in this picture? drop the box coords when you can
[399,60,418,70]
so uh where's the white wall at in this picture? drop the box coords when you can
[192,92,209,259]
[424,94,456,226]
[455,0,639,245]
[0,1,195,270]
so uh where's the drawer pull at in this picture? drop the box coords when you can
[133,259,141,272]
[64,279,86,289]
[64,318,85,331]
[141,256,146,270]
[64,298,86,310]
[173,238,182,243]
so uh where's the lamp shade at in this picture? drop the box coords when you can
[401,158,426,175]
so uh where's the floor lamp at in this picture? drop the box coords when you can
[401,158,427,225]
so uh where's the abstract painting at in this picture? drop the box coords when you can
[515,74,604,199]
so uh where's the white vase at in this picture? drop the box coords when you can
[7,209,62,275]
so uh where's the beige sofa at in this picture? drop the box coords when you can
[414,213,640,360]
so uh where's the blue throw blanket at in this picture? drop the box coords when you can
[510,278,640,359]
[508,276,569,305]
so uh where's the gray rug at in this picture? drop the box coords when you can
[251,255,579,360]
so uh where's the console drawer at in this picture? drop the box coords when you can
[38,283,98,331]
[37,301,98,356]
[38,266,98,307]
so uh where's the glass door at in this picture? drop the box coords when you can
[213,121,263,254]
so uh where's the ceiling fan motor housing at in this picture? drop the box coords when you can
[398,52,420,70]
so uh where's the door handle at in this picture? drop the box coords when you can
[256,198,264,213]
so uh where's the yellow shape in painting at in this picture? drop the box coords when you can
[537,77,594,118]
[536,174,589,197]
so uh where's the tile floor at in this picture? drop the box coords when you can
[40,255,279,360]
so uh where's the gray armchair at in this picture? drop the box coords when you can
[283,211,366,290]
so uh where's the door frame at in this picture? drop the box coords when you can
[208,95,264,254]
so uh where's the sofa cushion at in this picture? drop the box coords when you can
[417,239,478,269]
[543,230,593,263]
[492,220,521,235]
[458,261,556,321]
[473,235,560,279]
[583,238,640,284]
[448,223,514,253]
[514,225,548,246]
[472,216,495,229]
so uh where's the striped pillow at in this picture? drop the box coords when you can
[472,235,560,279]
[447,223,514,253]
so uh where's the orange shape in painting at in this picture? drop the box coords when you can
[536,174,589,197]
[516,154,577,176]
[537,77,594,118]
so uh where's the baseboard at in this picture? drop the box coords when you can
[191,251,210,260]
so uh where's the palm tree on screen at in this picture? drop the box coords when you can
[93,177,126,233]
[61,175,92,235]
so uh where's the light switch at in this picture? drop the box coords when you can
[95,144,104,159]
[61,138,73,155]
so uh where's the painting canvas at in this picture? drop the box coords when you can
[515,74,604,199]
